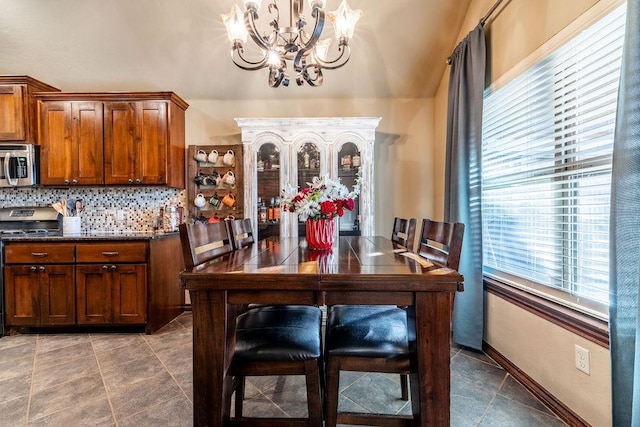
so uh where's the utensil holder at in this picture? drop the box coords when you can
[63,216,81,235]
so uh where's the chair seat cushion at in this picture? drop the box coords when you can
[326,305,409,358]
[234,305,322,361]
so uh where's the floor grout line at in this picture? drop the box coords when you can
[23,335,39,427]
[90,333,120,427]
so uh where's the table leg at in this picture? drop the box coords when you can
[191,289,229,427]
[410,291,453,426]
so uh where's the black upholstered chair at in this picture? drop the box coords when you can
[324,218,465,426]
[391,217,417,252]
[179,221,324,426]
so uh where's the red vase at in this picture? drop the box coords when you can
[306,218,335,250]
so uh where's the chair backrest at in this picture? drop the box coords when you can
[391,217,417,251]
[179,221,234,270]
[228,218,255,250]
[417,219,465,270]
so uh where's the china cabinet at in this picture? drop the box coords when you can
[236,117,381,239]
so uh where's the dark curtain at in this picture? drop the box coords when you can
[444,24,486,350]
[609,0,640,425]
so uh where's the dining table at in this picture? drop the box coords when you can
[180,235,464,427]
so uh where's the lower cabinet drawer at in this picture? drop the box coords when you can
[4,243,75,264]
[76,242,148,263]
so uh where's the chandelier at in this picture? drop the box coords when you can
[221,0,362,88]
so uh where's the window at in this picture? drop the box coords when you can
[481,3,626,319]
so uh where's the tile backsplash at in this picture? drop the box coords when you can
[0,187,186,233]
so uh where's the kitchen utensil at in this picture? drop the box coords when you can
[61,199,68,217]
[222,170,235,186]
[209,193,221,208]
[52,202,64,216]
[194,193,207,208]
[194,150,207,162]
[221,192,236,208]
[75,199,84,215]
[223,149,235,166]
[194,172,206,185]
[208,149,218,164]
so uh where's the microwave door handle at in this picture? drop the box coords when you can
[5,152,17,186]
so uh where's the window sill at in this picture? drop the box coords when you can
[484,278,609,349]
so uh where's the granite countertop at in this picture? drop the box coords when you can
[0,230,179,242]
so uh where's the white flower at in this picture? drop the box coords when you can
[281,172,361,220]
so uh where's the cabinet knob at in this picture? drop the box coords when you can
[71,179,78,185]
[110,265,117,271]
[128,179,133,184]
[135,178,141,184]
[38,266,45,272]
[30,266,37,272]
[64,180,70,185]
[102,265,109,270]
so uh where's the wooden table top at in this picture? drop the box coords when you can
[180,235,464,292]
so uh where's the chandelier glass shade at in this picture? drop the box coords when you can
[221,0,362,87]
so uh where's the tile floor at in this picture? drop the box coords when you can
[0,312,566,426]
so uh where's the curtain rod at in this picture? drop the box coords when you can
[446,0,507,64]
[480,0,506,26]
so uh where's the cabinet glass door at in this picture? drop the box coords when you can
[337,142,361,236]
[256,143,281,240]
[296,142,322,237]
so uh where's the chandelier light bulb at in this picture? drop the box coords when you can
[313,38,332,62]
[328,0,362,41]
[221,4,248,43]
[267,51,282,67]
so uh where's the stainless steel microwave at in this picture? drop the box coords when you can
[0,144,39,187]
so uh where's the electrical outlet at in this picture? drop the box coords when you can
[116,210,125,221]
[575,345,590,375]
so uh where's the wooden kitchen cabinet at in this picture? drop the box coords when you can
[3,235,184,334]
[0,76,59,142]
[75,242,147,325]
[76,264,146,325]
[36,92,188,188]
[38,100,104,186]
[104,101,178,186]
[3,243,76,326]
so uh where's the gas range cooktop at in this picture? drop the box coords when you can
[0,206,61,236]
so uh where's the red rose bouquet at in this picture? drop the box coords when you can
[281,174,360,220]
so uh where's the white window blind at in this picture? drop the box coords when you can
[481,4,626,318]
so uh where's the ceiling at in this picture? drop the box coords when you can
[0,0,472,100]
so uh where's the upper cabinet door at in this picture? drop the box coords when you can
[136,101,168,185]
[72,102,104,185]
[104,101,169,185]
[1,76,60,143]
[39,100,104,186]
[104,102,137,184]
[0,85,26,141]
